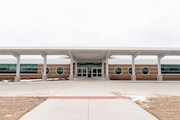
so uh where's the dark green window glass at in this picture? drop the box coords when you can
[129,67,132,74]
[57,67,64,74]
[115,67,122,74]
[142,67,149,74]
[20,64,38,73]
[42,67,50,74]
[0,64,38,73]
[161,64,180,74]
[0,64,16,73]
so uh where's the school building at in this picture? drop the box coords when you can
[0,47,180,81]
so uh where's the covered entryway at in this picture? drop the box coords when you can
[77,63,102,78]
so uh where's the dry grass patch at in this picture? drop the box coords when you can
[136,96,180,120]
[0,97,47,120]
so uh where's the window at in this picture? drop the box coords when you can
[41,67,50,74]
[20,64,38,73]
[0,64,38,74]
[56,67,64,74]
[115,67,122,74]
[0,64,16,73]
[142,67,149,74]
[161,64,180,74]
[128,67,132,74]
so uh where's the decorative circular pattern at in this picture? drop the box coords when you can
[142,67,150,74]
[115,67,122,74]
[56,67,64,74]
[41,67,50,74]
[128,67,132,74]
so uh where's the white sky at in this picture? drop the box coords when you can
[0,0,180,47]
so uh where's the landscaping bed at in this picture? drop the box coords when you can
[136,96,180,120]
[0,97,47,120]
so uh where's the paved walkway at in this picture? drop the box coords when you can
[2,79,180,120]
[20,98,157,120]
[16,79,160,120]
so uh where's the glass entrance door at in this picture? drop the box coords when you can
[77,67,87,77]
[92,67,102,77]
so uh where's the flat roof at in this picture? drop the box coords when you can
[0,47,180,61]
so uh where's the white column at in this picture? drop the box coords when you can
[157,56,163,81]
[42,55,47,81]
[70,58,74,80]
[15,55,21,82]
[131,55,136,81]
[75,60,77,78]
[102,60,104,78]
[106,58,109,80]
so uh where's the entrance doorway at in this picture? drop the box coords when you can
[77,63,102,78]
[92,67,102,77]
[77,67,87,77]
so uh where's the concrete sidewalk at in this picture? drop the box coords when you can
[20,98,157,120]
[18,80,158,120]
[2,79,180,120]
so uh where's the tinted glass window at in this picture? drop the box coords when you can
[161,64,180,74]
[56,67,64,74]
[42,67,50,74]
[142,67,149,74]
[128,67,132,74]
[115,67,122,74]
[0,64,38,73]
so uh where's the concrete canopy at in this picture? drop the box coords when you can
[0,47,180,61]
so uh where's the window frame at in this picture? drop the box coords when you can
[128,67,132,75]
[161,64,180,74]
[114,67,123,75]
[56,66,65,75]
[142,67,150,75]
[41,67,50,75]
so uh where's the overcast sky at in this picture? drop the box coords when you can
[0,0,180,48]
